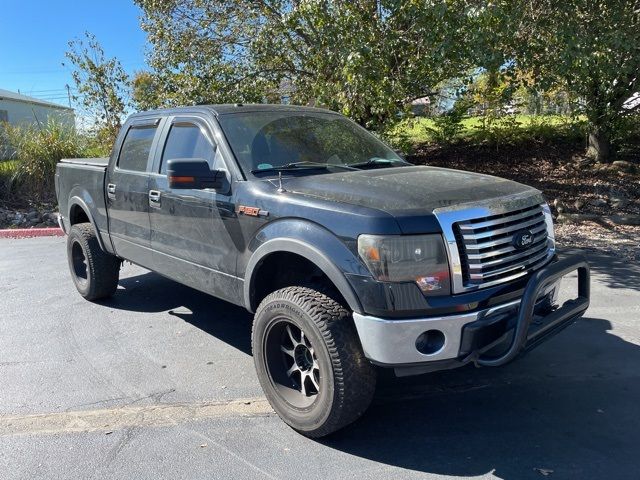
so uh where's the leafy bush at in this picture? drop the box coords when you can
[3,119,84,201]
[424,99,473,144]
[0,160,19,199]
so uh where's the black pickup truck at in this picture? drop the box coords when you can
[55,104,590,437]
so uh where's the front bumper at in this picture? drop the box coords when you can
[353,254,590,374]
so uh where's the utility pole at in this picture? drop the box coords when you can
[65,84,72,108]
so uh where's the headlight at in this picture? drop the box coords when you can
[358,234,450,295]
[541,203,556,253]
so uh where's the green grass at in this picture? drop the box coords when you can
[389,114,584,148]
[0,159,19,175]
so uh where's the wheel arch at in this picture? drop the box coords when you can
[245,238,363,314]
[67,196,107,251]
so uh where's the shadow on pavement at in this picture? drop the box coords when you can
[103,258,638,479]
[322,317,640,479]
[103,271,253,356]
[564,248,640,292]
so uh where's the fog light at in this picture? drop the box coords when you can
[416,330,445,355]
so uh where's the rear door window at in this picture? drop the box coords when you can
[160,123,216,174]
[118,125,158,172]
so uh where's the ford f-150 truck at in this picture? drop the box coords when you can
[55,104,590,437]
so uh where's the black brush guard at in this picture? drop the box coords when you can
[475,254,590,367]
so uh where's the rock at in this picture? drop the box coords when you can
[590,198,607,208]
[35,222,47,228]
[609,215,640,226]
[556,213,600,224]
[574,199,586,210]
[612,160,636,172]
[576,156,595,167]
[26,210,39,220]
[610,196,629,209]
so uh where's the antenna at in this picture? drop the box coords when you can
[277,171,286,193]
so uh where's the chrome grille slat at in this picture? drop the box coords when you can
[461,216,545,241]
[468,247,550,280]
[465,232,548,260]
[467,239,549,270]
[452,203,552,290]
[458,206,543,231]
[462,224,547,250]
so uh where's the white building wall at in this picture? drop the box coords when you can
[0,98,75,128]
[0,98,75,159]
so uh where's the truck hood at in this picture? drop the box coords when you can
[282,165,540,232]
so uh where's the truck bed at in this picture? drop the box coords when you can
[60,157,109,167]
[55,159,110,248]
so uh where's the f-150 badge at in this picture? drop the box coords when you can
[237,205,269,217]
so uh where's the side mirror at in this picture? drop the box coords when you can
[167,158,224,190]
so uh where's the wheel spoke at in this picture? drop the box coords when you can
[300,373,308,396]
[286,363,299,378]
[285,325,298,346]
[280,345,295,358]
[309,372,320,391]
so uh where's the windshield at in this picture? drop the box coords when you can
[217,111,406,176]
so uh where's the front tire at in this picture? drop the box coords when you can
[67,223,120,301]
[252,286,376,438]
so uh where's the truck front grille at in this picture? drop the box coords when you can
[453,204,552,289]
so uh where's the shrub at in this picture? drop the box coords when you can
[424,99,473,144]
[0,160,19,199]
[3,119,84,201]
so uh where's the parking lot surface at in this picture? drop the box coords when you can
[1,236,639,479]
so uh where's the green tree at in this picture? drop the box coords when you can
[135,0,475,131]
[497,0,640,162]
[132,71,162,111]
[64,32,131,147]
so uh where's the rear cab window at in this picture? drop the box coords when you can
[118,124,159,172]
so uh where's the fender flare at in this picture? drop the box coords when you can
[67,196,107,251]
[244,237,364,314]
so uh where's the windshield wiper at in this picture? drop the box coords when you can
[349,157,411,169]
[251,161,358,174]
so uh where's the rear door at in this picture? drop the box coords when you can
[147,115,241,302]
[106,118,162,267]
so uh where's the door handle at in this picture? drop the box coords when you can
[107,183,116,200]
[148,190,161,208]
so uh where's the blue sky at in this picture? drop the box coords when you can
[0,0,147,107]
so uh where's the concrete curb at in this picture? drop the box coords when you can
[0,228,64,239]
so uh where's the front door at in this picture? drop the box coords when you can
[106,119,161,267]
[148,116,241,303]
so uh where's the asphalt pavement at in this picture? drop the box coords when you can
[1,236,639,480]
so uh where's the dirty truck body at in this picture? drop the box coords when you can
[55,104,590,437]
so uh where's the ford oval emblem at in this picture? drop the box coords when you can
[513,229,534,250]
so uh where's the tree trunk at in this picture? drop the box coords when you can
[586,127,612,163]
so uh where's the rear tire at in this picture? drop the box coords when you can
[67,223,120,301]
[252,286,376,438]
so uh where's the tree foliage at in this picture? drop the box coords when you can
[486,0,640,161]
[134,0,475,131]
[64,32,131,146]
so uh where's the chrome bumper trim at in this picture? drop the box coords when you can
[353,281,559,365]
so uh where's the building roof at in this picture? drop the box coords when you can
[0,88,74,111]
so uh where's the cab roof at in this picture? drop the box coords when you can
[128,103,338,120]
